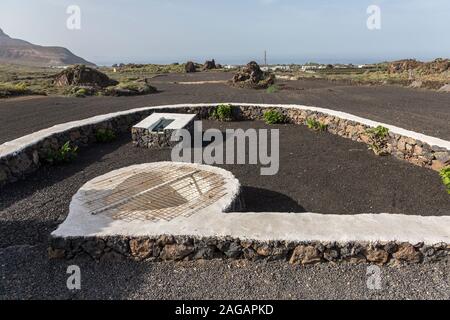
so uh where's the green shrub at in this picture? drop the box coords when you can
[74,88,87,97]
[306,118,327,131]
[66,86,96,97]
[366,125,389,139]
[439,167,450,194]
[366,125,390,155]
[0,82,32,98]
[263,109,285,124]
[45,141,78,164]
[95,128,116,143]
[211,104,233,121]
[266,84,279,93]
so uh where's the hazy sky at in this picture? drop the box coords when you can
[0,0,448,65]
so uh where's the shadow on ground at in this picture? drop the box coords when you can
[240,186,305,212]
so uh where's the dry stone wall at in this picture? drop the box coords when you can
[48,235,450,265]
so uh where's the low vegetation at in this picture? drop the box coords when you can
[64,86,97,98]
[45,141,78,164]
[439,167,450,194]
[263,109,285,124]
[0,64,159,98]
[104,81,157,96]
[211,104,234,121]
[306,118,327,131]
[266,84,279,93]
[366,125,390,155]
[95,128,116,143]
[0,82,44,98]
[104,63,186,75]
[287,59,449,91]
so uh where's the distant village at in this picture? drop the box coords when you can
[223,63,377,72]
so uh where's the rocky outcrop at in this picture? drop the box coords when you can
[388,59,423,74]
[185,61,196,73]
[231,61,275,89]
[388,58,450,75]
[203,59,217,70]
[53,65,118,87]
[418,58,450,75]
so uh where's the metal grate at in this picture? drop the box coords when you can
[77,164,227,222]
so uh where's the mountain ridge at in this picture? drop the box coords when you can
[0,28,95,67]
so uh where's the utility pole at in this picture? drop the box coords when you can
[264,50,267,67]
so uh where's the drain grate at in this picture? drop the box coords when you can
[76,163,227,222]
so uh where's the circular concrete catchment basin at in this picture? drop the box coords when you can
[72,162,242,223]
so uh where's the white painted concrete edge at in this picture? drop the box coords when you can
[52,162,450,245]
[1,103,450,158]
[53,200,450,244]
[133,113,196,130]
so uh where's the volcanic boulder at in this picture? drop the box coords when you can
[203,59,217,70]
[231,61,275,89]
[53,65,118,87]
[185,61,196,73]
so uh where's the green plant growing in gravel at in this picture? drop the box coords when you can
[74,88,87,98]
[45,141,79,164]
[366,125,390,156]
[211,104,234,121]
[263,109,285,124]
[95,128,116,143]
[266,84,279,93]
[439,167,450,194]
[306,118,327,131]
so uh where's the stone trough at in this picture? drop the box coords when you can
[131,113,196,148]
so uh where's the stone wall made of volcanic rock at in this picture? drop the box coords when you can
[131,118,195,148]
[48,235,450,265]
[1,104,449,187]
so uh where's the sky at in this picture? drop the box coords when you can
[0,0,448,65]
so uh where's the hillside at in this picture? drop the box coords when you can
[0,28,95,67]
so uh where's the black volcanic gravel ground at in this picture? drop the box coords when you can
[1,244,448,300]
[1,120,449,250]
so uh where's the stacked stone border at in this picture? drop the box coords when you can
[48,235,450,265]
[1,103,449,187]
[131,118,195,149]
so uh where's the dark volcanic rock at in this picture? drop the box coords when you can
[231,61,275,89]
[185,61,197,73]
[203,59,217,70]
[53,65,118,87]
